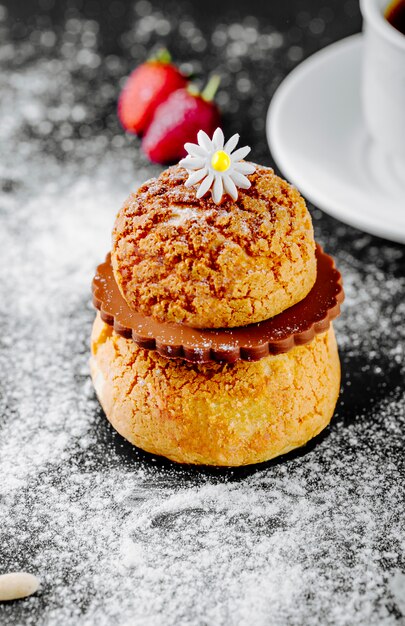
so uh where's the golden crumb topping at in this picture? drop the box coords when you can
[112,164,316,328]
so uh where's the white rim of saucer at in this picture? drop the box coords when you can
[360,0,405,50]
[267,34,405,243]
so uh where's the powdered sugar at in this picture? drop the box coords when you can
[167,206,200,225]
[0,2,404,626]
[388,571,405,617]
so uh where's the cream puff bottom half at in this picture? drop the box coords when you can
[90,312,340,466]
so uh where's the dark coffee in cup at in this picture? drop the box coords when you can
[385,0,405,35]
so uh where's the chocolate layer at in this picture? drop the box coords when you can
[92,244,344,363]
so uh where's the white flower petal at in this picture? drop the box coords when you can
[184,142,208,157]
[197,130,213,152]
[224,133,240,154]
[181,130,254,203]
[233,161,256,175]
[196,173,214,198]
[185,168,208,187]
[212,175,224,204]
[222,174,238,201]
[212,127,225,150]
[179,156,206,170]
[230,146,251,161]
[230,171,251,189]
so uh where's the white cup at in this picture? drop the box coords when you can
[360,0,405,158]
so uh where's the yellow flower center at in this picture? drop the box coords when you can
[211,150,231,172]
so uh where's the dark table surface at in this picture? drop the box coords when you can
[0,1,404,625]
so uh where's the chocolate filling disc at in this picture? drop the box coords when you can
[92,244,344,364]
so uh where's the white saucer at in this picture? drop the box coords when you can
[267,34,405,244]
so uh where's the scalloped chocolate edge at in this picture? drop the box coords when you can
[92,244,344,364]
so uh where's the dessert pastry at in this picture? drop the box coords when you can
[91,318,340,466]
[90,128,344,466]
[111,160,316,328]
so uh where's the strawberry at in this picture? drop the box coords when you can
[117,49,188,135]
[141,76,221,164]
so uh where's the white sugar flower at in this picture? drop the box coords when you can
[179,128,256,204]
